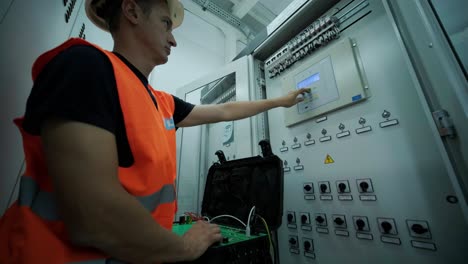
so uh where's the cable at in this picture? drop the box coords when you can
[209,214,246,227]
[257,214,274,263]
[246,206,255,236]
[185,212,202,221]
[273,231,279,264]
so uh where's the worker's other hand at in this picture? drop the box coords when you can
[182,221,222,260]
[277,88,311,108]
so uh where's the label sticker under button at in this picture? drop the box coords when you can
[411,240,437,251]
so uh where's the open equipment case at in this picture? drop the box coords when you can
[174,140,284,264]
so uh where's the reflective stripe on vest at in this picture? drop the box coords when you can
[18,176,176,221]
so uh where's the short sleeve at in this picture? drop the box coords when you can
[23,45,119,136]
[172,95,195,126]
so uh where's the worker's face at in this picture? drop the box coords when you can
[135,0,178,65]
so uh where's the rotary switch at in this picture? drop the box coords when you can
[301,215,308,224]
[316,216,325,224]
[334,217,344,226]
[356,219,365,231]
[338,183,347,193]
[411,224,428,234]
[289,237,297,246]
[320,184,328,193]
[304,184,312,192]
[304,241,312,251]
[360,181,369,192]
[381,221,393,233]
[287,213,294,223]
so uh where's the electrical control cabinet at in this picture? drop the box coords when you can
[260,0,468,263]
[174,0,468,263]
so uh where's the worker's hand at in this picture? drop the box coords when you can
[276,88,311,108]
[276,88,311,107]
[182,221,222,260]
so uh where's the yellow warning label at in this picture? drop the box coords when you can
[324,154,335,164]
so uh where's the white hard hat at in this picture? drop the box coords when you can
[85,0,184,32]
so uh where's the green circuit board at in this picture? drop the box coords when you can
[172,223,267,247]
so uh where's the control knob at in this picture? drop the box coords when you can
[301,215,308,224]
[411,224,428,235]
[289,238,297,245]
[334,217,344,226]
[338,183,347,193]
[356,219,366,231]
[381,221,393,233]
[320,184,328,193]
[315,216,325,224]
[304,241,311,251]
[287,213,294,223]
[359,181,369,192]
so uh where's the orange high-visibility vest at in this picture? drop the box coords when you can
[0,38,178,263]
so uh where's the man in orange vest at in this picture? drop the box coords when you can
[0,0,309,263]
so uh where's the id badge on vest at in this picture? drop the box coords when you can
[164,117,175,130]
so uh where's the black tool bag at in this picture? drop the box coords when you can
[202,139,284,233]
[176,140,283,264]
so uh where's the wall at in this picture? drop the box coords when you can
[149,9,226,95]
[0,0,86,216]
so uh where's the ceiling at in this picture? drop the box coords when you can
[191,0,295,39]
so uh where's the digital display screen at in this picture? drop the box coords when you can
[297,72,320,89]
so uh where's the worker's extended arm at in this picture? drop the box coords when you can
[177,88,310,127]
[41,119,221,263]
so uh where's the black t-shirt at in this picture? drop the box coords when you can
[23,45,195,167]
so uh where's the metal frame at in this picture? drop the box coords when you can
[175,55,253,215]
[385,0,468,221]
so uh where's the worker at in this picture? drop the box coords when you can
[0,0,309,263]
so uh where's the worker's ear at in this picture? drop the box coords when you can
[121,0,143,26]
